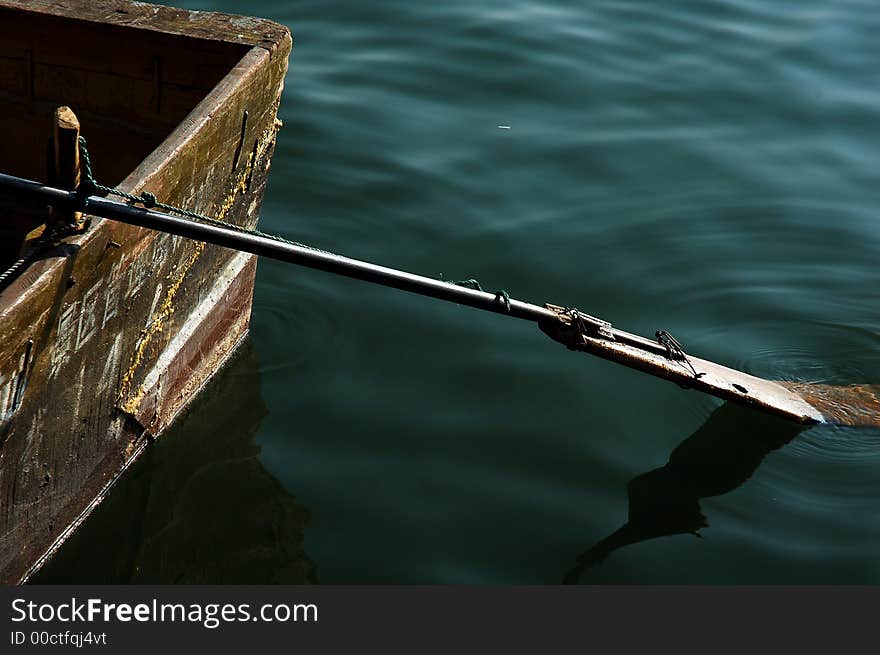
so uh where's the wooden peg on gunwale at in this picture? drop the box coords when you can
[49,105,82,229]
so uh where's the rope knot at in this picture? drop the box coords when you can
[139,191,157,209]
[494,289,511,312]
[454,279,483,291]
[451,278,511,312]
[75,179,97,208]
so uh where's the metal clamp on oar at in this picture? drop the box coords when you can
[539,303,616,349]
[655,330,704,380]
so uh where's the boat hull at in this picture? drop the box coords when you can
[0,0,291,583]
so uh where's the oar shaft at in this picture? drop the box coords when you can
[95,195,559,322]
[1,170,847,426]
[0,172,556,323]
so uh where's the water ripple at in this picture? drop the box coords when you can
[157,0,880,583]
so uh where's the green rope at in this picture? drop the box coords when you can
[451,278,511,312]
[452,278,484,290]
[77,135,514,310]
[77,136,331,255]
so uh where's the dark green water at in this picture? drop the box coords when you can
[38,0,880,584]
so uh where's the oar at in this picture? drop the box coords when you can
[1,170,877,428]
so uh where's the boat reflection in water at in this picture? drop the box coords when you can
[564,402,804,584]
[33,338,317,584]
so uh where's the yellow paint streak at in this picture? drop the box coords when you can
[116,119,281,418]
[118,241,205,414]
[216,120,281,221]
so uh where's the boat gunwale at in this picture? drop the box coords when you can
[0,0,292,313]
[0,0,291,56]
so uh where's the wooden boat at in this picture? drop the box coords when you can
[0,0,291,583]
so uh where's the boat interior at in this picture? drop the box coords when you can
[0,5,251,272]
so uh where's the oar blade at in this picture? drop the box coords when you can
[776,382,880,429]
[539,308,880,427]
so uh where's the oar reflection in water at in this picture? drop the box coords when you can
[563,402,805,584]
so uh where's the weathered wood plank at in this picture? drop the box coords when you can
[104,43,289,431]
[0,0,291,56]
[0,0,292,583]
